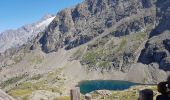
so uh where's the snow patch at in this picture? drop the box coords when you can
[36,17,55,28]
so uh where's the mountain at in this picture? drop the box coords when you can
[37,0,158,73]
[0,15,55,53]
[0,0,170,99]
[139,0,170,69]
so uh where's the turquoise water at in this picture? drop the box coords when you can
[78,80,139,94]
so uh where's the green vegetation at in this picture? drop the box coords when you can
[117,38,127,52]
[89,85,158,100]
[6,68,66,99]
[8,89,32,97]
[53,95,85,100]
[80,31,149,72]
[98,61,112,69]
[82,50,98,66]
[132,33,147,41]
[8,80,63,99]
[82,48,109,69]
[53,96,70,100]
[22,95,29,100]
[0,74,28,88]
[80,36,120,71]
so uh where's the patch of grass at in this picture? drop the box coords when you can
[8,80,63,99]
[87,35,111,51]
[82,48,107,66]
[90,85,158,100]
[98,61,112,69]
[117,38,127,52]
[8,89,33,97]
[46,69,66,84]
[127,32,147,44]
[16,82,33,89]
[105,39,116,53]
[53,96,70,100]
[32,81,49,90]
[81,37,116,71]
[82,50,98,66]
[108,91,138,100]
[22,95,29,100]
[0,74,28,88]
[6,68,66,99]
[54,95,85,100]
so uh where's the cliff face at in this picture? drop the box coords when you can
[139,0,170,71]
[35,0,157,72]
[39,0,154,53]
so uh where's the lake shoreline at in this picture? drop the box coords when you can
[78,80,141,94]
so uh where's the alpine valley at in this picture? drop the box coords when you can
[0,0,170,99]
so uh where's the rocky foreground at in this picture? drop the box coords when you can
[3,85,157,100]
[89,85,158,100]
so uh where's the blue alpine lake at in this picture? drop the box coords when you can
[78,80,139,94]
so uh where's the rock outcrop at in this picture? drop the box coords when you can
[139,0,170,71]
[38,0,156,53]
[30,0,158,73]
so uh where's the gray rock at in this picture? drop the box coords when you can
[163,39,170,52]
[38,0,155,53]
[126,63,167,84]
[160,56,170,71]
[139,31,170,71]
[147,63,167,83]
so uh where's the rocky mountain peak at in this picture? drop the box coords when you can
[0,14,55,53]
[41,14,55,20]
[38,0,156,53]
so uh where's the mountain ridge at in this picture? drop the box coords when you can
[0,14,55,53]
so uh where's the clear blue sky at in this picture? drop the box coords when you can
[0,0,83,32]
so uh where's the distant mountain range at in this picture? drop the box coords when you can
[0,14,55,53]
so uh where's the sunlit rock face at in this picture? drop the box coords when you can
[0,14,55,53]
[39,0,155,53]
[37,0,157,73]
